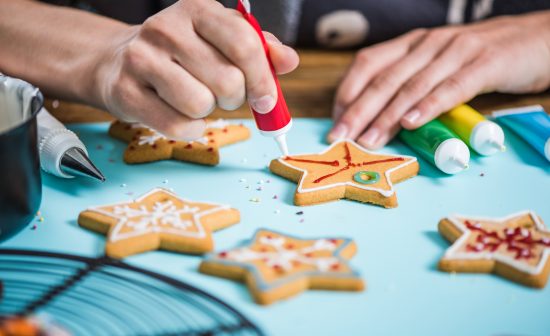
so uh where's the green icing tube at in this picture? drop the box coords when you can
[399,119,470,174]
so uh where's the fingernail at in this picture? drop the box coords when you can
[361,128,380,149]
[250,95,276,114]
[179,119,206,141]
[328,123,348,143]
[264,33,283,45]
[402,109,421,125]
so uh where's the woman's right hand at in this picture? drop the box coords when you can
[92,0,299,140]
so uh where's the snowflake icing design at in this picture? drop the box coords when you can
[223,235,340,272]
[106,200,207,241]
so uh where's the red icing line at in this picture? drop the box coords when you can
[464,220,550,259]
[311,142,406,184]
[284,157,340,167]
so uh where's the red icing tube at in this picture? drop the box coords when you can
[236,0,292,155]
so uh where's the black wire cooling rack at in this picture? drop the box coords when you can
[0,249,263,336]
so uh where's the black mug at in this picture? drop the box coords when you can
[0,75,44,242]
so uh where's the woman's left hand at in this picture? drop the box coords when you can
[328,11,550,149]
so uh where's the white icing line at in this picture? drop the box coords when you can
[443,210,550,275]
[206,119,230,129]
[85,188,231,242]
[276,139,417,197]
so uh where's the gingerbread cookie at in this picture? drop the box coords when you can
[199,229,364,305]
[78,188,240,258]
[438,211,550,288]
[269,140,418,208]
[109,119,250,165]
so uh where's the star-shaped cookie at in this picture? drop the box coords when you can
[78,188,240,258]
[199,229,365,305]
[438,210,550,288]
[109,119,250,165]
[269,140,419,207]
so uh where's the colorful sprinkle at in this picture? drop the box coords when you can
[249,197,261,203]
[299,219,305,223]
[96,144,104,150]
[120,184,127,188]
[272,195,278,199]
[296,211,304,215]
[256,187,262,191]
[38,217,44,222]
[239,178,247,183]
[31,225,37,230]
[52,100,59,108]
[162,179,168,184]
[274,209,280,214]
[480,173,485,177]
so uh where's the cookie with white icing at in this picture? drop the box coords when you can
[109,119,250,165]
[199,229,364,305]
[269,140,419,208]
[438,210,550,288]
[78,188,240,258]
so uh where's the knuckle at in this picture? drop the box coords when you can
[443,77,466,97]
[418,95,440,114]
[186,89,215,118]
[216,67,244,97]
[425,29,452,43]
[402,77,430,96]
[454,32,481,49]
[371,74,398,91]
[122,40,150,71]
[230,27,262,64]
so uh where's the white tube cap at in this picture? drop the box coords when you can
[470,120,506,156]
[434,138,470,174]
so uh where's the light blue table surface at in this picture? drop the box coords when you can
[3,119,550,336]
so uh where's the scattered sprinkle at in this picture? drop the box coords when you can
[36,211,41,216]
[162,179,168,184]
[239,178,247,183]
[245,185,250,189]
[299,219,305,223]
[96,144,104,150]
[272,195,278,199]
[266,179,271,183]
[257,180,264,185]
[120,183,127,188]
[480,173,485,177]
[249,197,261,203]
[274,209,280,214]
[52,100,59,109]
[296,211,304,215]
[256,187,262,191]
[168,188,174,192]
[31,225,37,230]
[108,158,116,163]
[38,217,44,222]
[125,192,134,196]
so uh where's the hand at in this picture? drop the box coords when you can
[92,0,299,140]
[328,11,550,149]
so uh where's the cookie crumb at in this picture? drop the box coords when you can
[257,180,264,185]
[38,217,44,222]
[266,179,271,183]
[245,185,250,189]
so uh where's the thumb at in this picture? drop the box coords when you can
[263,32,300,75]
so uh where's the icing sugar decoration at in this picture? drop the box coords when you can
[222,235,340,272]
[87,188,230,242]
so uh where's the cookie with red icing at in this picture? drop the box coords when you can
[109,119,250,165]
[78,188,240,258]
[269,140,419,208]
[199,229,364,305]
[438,210,550,288]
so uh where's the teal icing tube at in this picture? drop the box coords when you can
[399,119,470,174]
[492,105,550,162]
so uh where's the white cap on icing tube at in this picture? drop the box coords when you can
[469,120,506,156]
[434,138,470,174]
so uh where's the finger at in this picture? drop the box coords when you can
[364,33,484,145]
[401,58,493,129]
[331,29,455,143]
[171,34,246,111]
[264,32,300,75]
[358,122,402,150]
[194,7,277,113]
[332,29,427,121]
[116,81,206,140]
